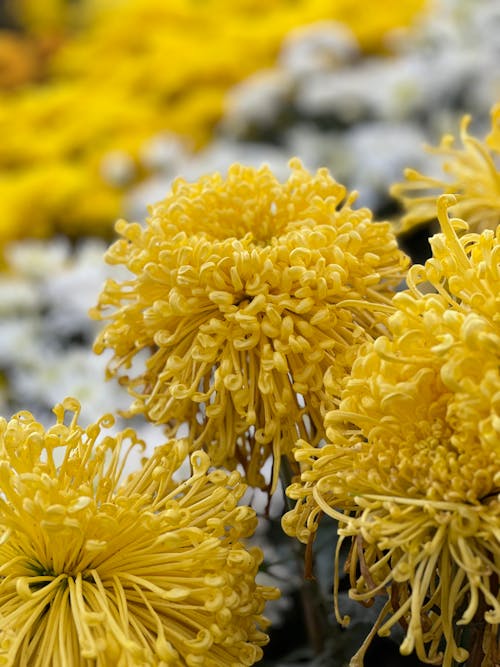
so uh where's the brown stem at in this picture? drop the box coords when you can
[279,455,332,656]
[279,453,300,513]
[467,571,499,667]
[468,617,487,667]
[299,574,331,656]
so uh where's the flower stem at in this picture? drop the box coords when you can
[466,572,499,667]
[279,455,332,656]
[468,619,487,667]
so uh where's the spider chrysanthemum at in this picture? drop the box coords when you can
[391,112,500,235]
[0,398,277,666]
[283,197,500,666]
[92,159,409,490]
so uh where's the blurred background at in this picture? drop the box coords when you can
[0,0,498,664]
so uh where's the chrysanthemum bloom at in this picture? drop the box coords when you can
[92,160,409,490]
[0,397,278,666]
[283,197,500,665]
[391,112,500,235]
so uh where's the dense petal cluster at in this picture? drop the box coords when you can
[283,197,500,665]
[0,398,277,666]
[92,160,408,490]
[0,0,425,248]
[391,112,500,235]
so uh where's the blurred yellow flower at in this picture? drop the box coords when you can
[283,196,500,666]
[8,0,71,36]
[0,0,426,247]
[0,32,40,89]
[391,111,500,235]
[488,101,500,152]
[92,160,409,490]
[0,397,277,666]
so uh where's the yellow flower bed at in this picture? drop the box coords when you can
[0,0,426,248]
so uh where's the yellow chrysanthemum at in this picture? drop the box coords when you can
[391,112,500,235]
[92,160,409,491]
[0,397,277,666]
[283,196,500,666]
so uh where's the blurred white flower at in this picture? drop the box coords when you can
[223,69,293,134]
[6,237,69,279]
[0,318,40,367]
[139,132,190,173]
[0,238,131,425]
[42,239,113,338]
[11,347,130,424]
[339,121,433,209]
[279,20,359,77]
[100,149,136,186]
[0,277,38,315]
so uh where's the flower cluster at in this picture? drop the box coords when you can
[0,397,278,666]
[92,160,409,490]
[391,109,500,235]
[283,196,500,665]
[0,0,425,251]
